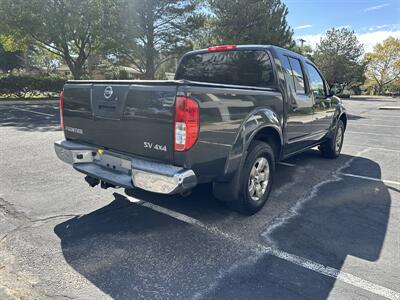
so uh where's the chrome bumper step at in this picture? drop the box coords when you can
[54,140,197,194]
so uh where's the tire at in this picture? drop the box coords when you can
[319,120,345,159]
[228,141,275,215]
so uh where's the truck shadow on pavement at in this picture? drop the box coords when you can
[54,152,391,299]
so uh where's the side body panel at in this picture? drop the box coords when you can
[270,46,340,157]
[271,48,317,155]
[303,62,336,142]
[175,84,284,183]
[329,97,347,137]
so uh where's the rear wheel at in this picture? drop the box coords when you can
[320,120,345,159]
[229,141,275,215]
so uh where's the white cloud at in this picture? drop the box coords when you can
[357,30,400,52]
[294,24,312,30]
[373,24,390,30]
[296,30,400,52]
[367,24,399,31]
[295,34,322,48]
[364,3,390,12]
[359,23,400,33]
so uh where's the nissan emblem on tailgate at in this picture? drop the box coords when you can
[104,86,113,99]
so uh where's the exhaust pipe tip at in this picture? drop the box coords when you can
[85,176,100,187]
[180,189,192,197]
[101,180,117,190]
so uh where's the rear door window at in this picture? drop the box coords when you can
[286,57,306,94]
[175,50,275,88]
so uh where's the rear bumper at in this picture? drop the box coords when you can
[54,140,197,194]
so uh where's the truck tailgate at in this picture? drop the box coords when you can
[63,82,178,163]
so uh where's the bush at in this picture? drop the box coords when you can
[0,75,66,98]
[337,89,351,99]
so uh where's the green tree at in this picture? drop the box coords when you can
[0,43,23,73]
[190,15,218,49]
[385,79,400,95]
[365,37,400,95]
[0,0,121,79]
[313,28,365,90]
[291,41,313,60]
[208,0,293,47]
[0,36,61,75]
[109,0,204,79]
[29,47,62,75]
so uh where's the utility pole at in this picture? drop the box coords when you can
[299,38,306,49]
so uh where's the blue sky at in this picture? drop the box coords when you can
[285,0,400,51]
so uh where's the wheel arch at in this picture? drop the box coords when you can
[221,107,283,181]
[339,112,347,130]
[213,107,283,203]
[251,126,283,161]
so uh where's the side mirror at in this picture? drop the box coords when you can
[328,86,337,97]
[313,90,327,99]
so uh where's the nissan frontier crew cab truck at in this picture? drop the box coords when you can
[55,45,347,215]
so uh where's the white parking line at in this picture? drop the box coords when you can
[278,153,400,186]
[362,116,400,120]
[367,147,400,153]
[348,123,400,128]
[347,131,400,138]
[367,114,400,118]
[0,105,54,117]
[124,194,400,300]
[267,247,400,300]
[128,197,206,228]
[344,144,400,153]
[342,173,400,186]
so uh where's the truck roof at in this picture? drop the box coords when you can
[184,44,312,64]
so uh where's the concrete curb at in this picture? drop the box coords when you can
[0,100,58,105]
[379,106,400,110]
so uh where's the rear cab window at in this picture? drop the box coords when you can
[175,50,275,88]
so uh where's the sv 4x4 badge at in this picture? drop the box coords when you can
[144,142,167,152]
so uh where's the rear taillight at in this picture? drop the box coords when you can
[174,96,199,152]
[60,90,64,129]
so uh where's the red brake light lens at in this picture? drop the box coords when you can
[60,90,64,129]
[208,45,237,52]
[174,96,199,151]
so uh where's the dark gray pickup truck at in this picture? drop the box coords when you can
[55,45,347,215]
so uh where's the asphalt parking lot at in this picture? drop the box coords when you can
[0,97,399,300]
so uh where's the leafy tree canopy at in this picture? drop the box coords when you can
[0,43,24,73]
[0,35,30,52]
[365,37,400,94]
[108,0,205,79]
[291,41,313,60]
[313,28,365,89]
[0,0,122,79]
